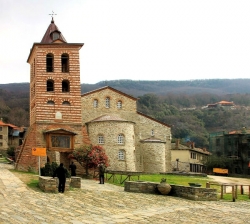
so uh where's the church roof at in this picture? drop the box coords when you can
[40,18,67,43]
[141,137,165,143]
[43,126,77,135]
[81,86,138,101]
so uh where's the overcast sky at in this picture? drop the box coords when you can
[1,0,250,84]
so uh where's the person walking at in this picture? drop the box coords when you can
[53,163,67,193]
[69,161,77,176]
[98,163,106,184]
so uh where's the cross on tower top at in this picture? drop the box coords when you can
[49,11,57,23]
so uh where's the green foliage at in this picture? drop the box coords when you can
[69,145,109,175]
[203,155,234,172]
[40,162,70,178]
[27,179,39,189]
[6,147,15,157]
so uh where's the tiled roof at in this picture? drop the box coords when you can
[41,18,67,43]
[141,137,165,143]
[81,86,138,101]
[0,120,18,128]
[137,111,171,128]
[43,125,77,135]
[171,143,211,155]
[218,101,234,105]
[0,120,8,126]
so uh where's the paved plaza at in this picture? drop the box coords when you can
[0,163,250,224]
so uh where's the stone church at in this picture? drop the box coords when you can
[15,18,172,173]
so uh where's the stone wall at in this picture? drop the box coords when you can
[87,120,136,171]
[39,176,81,192]
[124,181,217,201]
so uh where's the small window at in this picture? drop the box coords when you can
[191,152,197,159]
[61,54,69,72]
[62,80,70,92]
[0,142,2,146]
[151,129,154,136]
[117,101,122,109]
[98,135,104,144]
[118,150,125,160]
[47,80,54,91]
[52,32,60,41]
[118,134,124,144]
[93,99,98,108]
[0,135,2,139]
[47,100,55,105]
[105,97,110,108]
[0,127,2,131]
[46,53,54,72]
[62,101,70,105]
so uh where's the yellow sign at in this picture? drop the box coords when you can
[32,147,47,156]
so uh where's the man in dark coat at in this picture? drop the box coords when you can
[53,163,67,193]
[69,161,77,176]
[98,163,106,184]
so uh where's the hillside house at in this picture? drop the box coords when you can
[171,140,210,173]
[15,18,172,173]
[0,119,25,153]
[205,101,235,110]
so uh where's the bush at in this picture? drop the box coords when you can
[7,147,15,158]
[40,162,71,178]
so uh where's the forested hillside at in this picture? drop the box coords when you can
[1,79,250,149]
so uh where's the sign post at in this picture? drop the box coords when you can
[32,148,47,176]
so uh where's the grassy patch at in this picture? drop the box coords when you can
[27,179,39,188]
[106,173,210,187]
[0,157,9,163]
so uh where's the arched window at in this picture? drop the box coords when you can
[117,100,122,109]
[118,150,125,160]
[62,80,70,92]
[47,100,55,105]
[105,97,110,108]
[117,134,124,144]
[46,53,54,72]
[47,79,54,91]
[93,99,98,108]
[62,101,70,105]
[61,54,69,72]
[98,135,104,144]
[151,129,154,136]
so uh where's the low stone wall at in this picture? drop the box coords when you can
[71,177,81,188]
[124,181,217,201]
[39,176,81,193]
[170,184,217,201]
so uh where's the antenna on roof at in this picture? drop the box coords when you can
[49,11,57,22]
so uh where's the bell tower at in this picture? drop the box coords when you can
[15,18,84,171]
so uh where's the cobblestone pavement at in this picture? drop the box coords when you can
[0,163,250,224]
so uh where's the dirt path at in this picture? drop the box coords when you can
[208,175,250,185]
[207,175,250,193]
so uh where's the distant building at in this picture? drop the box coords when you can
[0,119,25,152]
[171,140,210,173]
[205,101,235,110]
[209,128,250,175]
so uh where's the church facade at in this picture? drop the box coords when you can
[15,19,172,173]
